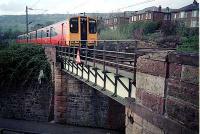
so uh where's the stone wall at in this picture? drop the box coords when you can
[0,81,53,122]
[0,45,54,122]
[126,51,199,134]
[54,63,125,131]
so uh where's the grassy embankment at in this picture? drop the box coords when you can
[99,21,199,52]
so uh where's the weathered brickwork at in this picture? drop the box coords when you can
[125,107,164,134]
[136,57,167,77]
[54,63,125,131]
[167,79,199,105]
[126,51,199,134]
[166,52,199,131]
[0,82,53,122]
[136,89,164,114]
[166,97,198,130]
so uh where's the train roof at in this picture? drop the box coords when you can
[18,15,96,37]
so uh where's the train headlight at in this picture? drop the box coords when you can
[88,40,95,44]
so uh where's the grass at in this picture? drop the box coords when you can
[176,36,199,53]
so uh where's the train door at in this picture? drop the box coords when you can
[80,17,87,46]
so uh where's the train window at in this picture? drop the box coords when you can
[46,30,49,37]
[42,31,46,37]
[37,31,40,38]
[89,19,96,34]
[70,18,78,33]
[50,28,57,37]
[32,33,36,39]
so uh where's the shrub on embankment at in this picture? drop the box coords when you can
[99,21,160,40]
[0,44,51,88]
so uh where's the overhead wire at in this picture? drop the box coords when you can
[111,0,156,13]
[119,0,155,11]
[30,0,41,9]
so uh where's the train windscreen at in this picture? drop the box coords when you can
[89,19,96,34]
[70,18,78,33]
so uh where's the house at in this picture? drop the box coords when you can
[129,6,171,23]
[171,0,199,27]
[104,12,131,29]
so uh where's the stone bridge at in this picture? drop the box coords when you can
[0,44,198,134]
[45,46,199,134]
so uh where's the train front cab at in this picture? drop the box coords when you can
[69,16,97,48]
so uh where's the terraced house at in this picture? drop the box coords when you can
[129,6,171,23]
[104,0,199,28]
[171,0,199,27]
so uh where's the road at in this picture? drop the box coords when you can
[0,118,123,134]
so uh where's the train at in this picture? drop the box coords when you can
[16,15,97,48]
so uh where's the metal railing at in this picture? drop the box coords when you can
[55,40,175,98]
[56,40,138,98]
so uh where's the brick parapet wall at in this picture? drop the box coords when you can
[166,52,199,131]
[126,51,199,134]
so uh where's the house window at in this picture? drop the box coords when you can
[114,18,117,23]
[192,10,198,17]
[191,20,198,27]
[174,14,177,19]
[131,16,134,22]
[134,16,137,21]
[180,12,185,18]
[145,13,148,19]
[138,15,140,20]
[106,20,109,24]
[148,13,151,19]
[164,15,168,20]
[164,14,170,20]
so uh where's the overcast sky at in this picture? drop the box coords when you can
[0,0,198,15]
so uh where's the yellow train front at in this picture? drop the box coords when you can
[68,16,97,48]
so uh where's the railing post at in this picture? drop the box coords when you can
[133,40,138,86]
[85,42,88,65]
[76,44,80,76]
[64,46,66,69]
[102,41,106,91]
[68,42,70,71]
[86,42,90,82]
[72,44,75,74]
[128,78,132,97]
[113,41,119,97]
[93,41,96,68]
[93,40,97,86]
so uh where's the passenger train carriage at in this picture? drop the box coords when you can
[16,16,97,48]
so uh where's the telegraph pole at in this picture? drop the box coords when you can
[26,6,28,43]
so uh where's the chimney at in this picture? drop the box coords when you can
[193,0,198,5]
[166,7,170,12]
[158,5,162,12]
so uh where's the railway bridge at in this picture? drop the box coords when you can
[43,40,198,134]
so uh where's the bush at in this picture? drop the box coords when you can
[161,21,177,36]
[99,21,160,40]
[175,21,199,37]
[99,28,129,40]
[0,44,51,87]
[177,36,199,52]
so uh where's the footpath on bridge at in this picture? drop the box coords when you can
[0,118,121,134]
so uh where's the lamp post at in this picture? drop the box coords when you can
[25,6,47,43]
